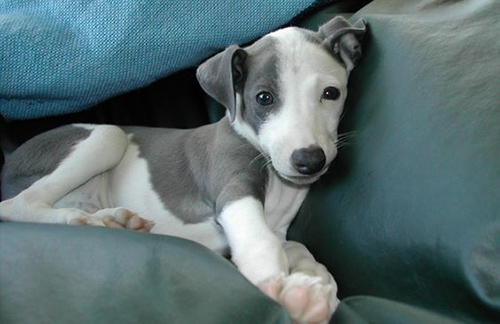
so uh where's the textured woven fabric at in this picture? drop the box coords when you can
[0,0,317,120]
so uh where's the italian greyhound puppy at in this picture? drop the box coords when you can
[0,16,366,323]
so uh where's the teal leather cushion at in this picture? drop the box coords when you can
[0,223,291,324]
[290,0,500,322]
[333,296,463,324]
[0,0,318,121]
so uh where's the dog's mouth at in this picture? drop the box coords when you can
[262,152,331,186]
[273,167,328,186]
[280,174,319,186]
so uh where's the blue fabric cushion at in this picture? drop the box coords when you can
[0,0,317,120]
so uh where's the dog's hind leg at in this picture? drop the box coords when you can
[0,125,129,225]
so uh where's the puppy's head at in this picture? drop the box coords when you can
[197,16,366,185]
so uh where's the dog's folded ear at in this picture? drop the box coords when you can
[197,46,248,122]
[318,16,367,73]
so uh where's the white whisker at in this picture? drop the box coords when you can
[335,131,357,149]
[250,152,266,166]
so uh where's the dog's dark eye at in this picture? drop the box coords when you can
[256,91,274,106]
[322,87,340,100]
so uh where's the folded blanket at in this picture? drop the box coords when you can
[0,0,319,120]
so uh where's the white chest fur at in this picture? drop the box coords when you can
[264,171,309,240]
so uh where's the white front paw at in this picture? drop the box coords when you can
[259,273,339,324]
[233,238,288,284]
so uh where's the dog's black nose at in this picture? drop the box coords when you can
[291,146,326,175]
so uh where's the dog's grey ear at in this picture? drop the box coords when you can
[318,16,367,73]
[196,45,247,122]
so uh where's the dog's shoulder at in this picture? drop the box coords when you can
[203,118,269,213]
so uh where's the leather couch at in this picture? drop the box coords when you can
[1,1,498,323]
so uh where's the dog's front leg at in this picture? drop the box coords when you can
[218,196,288,285]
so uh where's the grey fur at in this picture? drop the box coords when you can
[122,117,267,223]
[318,17,367,68]
[240,36,282,134]
[197,37,282,134]
[196,46,247,122]
[1,126,91,199]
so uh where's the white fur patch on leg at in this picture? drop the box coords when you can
[219,196,288,284]
[0,196,92,225]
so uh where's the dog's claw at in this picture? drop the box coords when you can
[69,218,88,226]
[101,209,154,232]
[68,208,154,232]
[260,275,284,301]
[102,216,124,228]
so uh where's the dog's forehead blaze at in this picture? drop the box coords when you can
[286,28,345,74]
[248,27,347,89]
[271,27,347,85]
[269,27,348,117]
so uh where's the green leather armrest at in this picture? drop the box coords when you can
[0,223,291,324]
